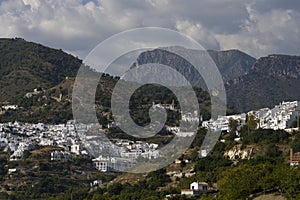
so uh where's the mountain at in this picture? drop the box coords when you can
[0,39,213,123]
[207,49,256,82]
[227,54,300,112]
[134,47,256,88]
[134,48,300,112]
[1,38,300,119]
[0,38,82,102]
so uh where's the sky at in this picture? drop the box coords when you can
[0,0,300,59]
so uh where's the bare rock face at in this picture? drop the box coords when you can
[135,47,300,113]
[135,47,256,88]
[224,145,253,160]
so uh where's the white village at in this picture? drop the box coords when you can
[1,100,299,171]
[1,100,300,197]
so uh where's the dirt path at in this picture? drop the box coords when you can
[253,194,286,200]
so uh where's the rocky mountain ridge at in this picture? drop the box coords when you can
[135,47,300,112]
[1,38,300,114]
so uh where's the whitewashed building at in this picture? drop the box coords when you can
[202,113,246,132]
[251,101,299,130]
[50,151,70,161]
[181,182,209,196]
[93,155,135,172]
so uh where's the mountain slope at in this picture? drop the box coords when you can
[0,38,82,102]
[1,38,300,117]
[207,49,256,82]
[134,47,256,87]
[135,48,300,113]
[226,54,300,112]
[0,39,213,123]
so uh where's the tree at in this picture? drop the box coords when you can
[23,150,31,159]
[265,143,282,162]
[217,164,261,199]
[107,183,123,195]
[246,114,258,131]
[292,132,300,152]
[228,118,238,134]
[228,118,239,140]
[147,169,171,190]
[291,117,300,128]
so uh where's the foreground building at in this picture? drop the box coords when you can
[93,155,135,172]
[181,181,217,196]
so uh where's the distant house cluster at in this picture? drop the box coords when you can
[118,140,159,160]
[164,112,200,138]
[152,100,176,111]
[0,119,162,172]
[50,150,70,161]
[1,100,299,173]
[91,139,160,172]
[0,120,96,161]
[166,126,195,137]
[202,113,246,132]
[10,141,35,161]
[202,101,299,132]
[250,101,299,130]
[93,155,134,172]
[181,112,201,123]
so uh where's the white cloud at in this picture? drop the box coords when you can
[146,0,169,8]
[175,20,220,50]
[0,0,299,58]
[216,4,300,57]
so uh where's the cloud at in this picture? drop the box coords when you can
[250,0,300,14]
[216,4,300,57]
[0,0,127,56]
[0,0,299,58]
[175,20,220,50]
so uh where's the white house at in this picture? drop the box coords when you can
[202,113,246,133]
[50,151,70,161]
[166,127,195,137]
[90,180,102,187]
[2,105,18,110]
[93,155,135,172]
[71,144,81,155]
[190,182,208,191]
[182,112,200,123]
[8,168,17,174]
[181,181,209,196]
[175,131,195,137]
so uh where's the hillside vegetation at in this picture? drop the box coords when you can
[0,38,82,102]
